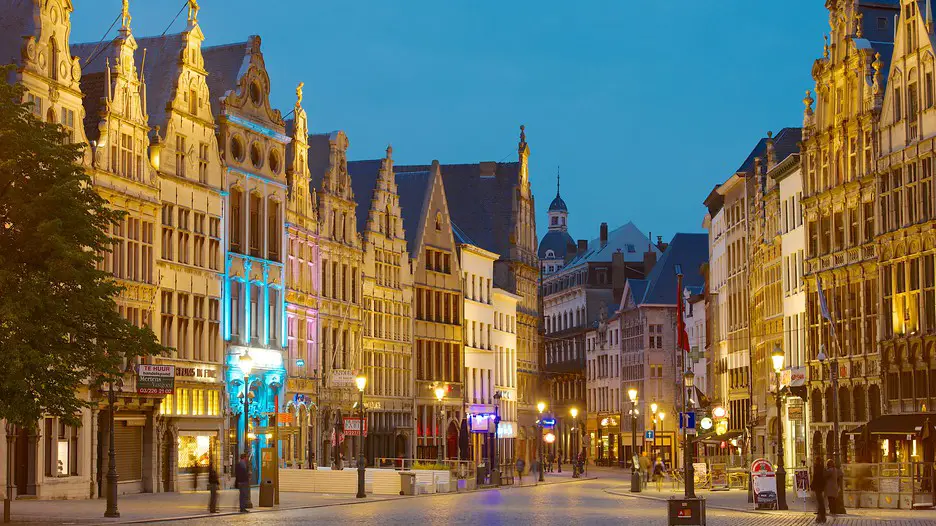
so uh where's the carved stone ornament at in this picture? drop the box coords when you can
[72,57,81,82]
[23,37,36,61]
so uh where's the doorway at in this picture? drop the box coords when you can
[446,422,459,460]
[14,426,35,496]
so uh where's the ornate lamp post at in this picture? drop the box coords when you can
[569,407,580,478]
[628,388,640,492]
[650,401,658,459]
[771,346,788,510]
[104,378,121,518]
[683,369,696,499]
[239,353,254,508]
[355,373,367,499]
[434,386,446,464]
[537,402,546,482]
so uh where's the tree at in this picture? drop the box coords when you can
[0,67,167,429]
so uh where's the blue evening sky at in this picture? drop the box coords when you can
[70,1,828,242]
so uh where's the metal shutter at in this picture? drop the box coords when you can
[113,423,143,481]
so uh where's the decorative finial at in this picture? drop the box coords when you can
[803,90,814,115]
[872,52,883,94]
[823,34,829,58]
[855,11,863,38]
[386,144,393,158]
[767,130,773,139]
[121,0,131,29]
[187,0,199,23]
[296,81,304,105]
[520,124,526,144]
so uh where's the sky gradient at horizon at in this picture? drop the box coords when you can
[69,0,829,242]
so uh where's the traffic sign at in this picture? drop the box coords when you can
[645,430,655,440]
[679,411,696,430]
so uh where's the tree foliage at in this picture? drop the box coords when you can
[0,67,167,428]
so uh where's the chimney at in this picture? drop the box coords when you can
[643,248,657,277]
[656,235,668,252]
[600,222,608,246]
[612,249,627,297]
[577,239,588,255]
[566,240,577,259]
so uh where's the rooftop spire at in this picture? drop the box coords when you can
[519,124,527,152]
[927,0,933,34]
[556,165,560,197]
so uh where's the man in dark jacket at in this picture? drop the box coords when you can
[207,460,220,513]
[811,457,827,523]
[235,453,250,513]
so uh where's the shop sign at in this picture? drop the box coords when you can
[343,416,368,437]
[330,369,354,388]
[710,463,729,490]
[277,413,294,424]
[497,420,516,438]
[470,414,496,433]
[794,469,810,498]
[363,401,381,410]
[286,378,316,394]
[469,404,496,415]
[137,364,175,395]
[174,365,217,381]
[751,458,777,504]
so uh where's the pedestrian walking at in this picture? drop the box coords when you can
[557,450,562,473]
[516,458,525,486]
[639,452,651,487]
[207,460,220,513]
[811,456,827,523]
[235,453,251,513]
[825,459,843,515]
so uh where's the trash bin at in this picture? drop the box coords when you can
[477,462,488,486]
[491,468,501,487]
[667,496,706,526]
[399,471,416,496]
[259,478,275,507]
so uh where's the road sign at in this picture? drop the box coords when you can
[679,411,696,430]
[541,417,556,428]
[645,430,655,440]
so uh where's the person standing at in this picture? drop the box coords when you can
[207,460,220,513]
[811,456,827,523]
[235,453,251,513]
[825,459,843,516]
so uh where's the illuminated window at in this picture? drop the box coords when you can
[177,434,217,474]
[177,388,189,415]
[208,390,219,416]
[162,393,173,415]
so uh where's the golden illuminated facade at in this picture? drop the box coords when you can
[309,131,365,464]
[0,0,96,500]
[284,86,320,468]
[875,0,936,460]
[750,147,784,456]
[349,148,415,461]
[801,0,895,461]
[72,2,168,495]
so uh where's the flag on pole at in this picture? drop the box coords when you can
[817,277,836,340]
[676,276,690,353]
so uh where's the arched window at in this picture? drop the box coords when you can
[49,38,58,80]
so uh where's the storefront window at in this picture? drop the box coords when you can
[208,391,219,416]
[178,433,218,473]
[192,389,204,416]
[177,388,189,415]
[162,393,174,415]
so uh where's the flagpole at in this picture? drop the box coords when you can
[817,277,845,513]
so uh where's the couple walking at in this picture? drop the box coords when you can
[810,457,844,523]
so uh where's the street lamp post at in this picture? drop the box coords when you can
[683,370,695,499]
[434,386,445,464]
[650,401,658,459]
[771,346,788,510]
[569,407,579,478]
[628,388,640,492]
[355,373,367,499]
[239,353,254,509]
[537,402,546,482]
[4,423,12,523]
[104,380,120,518]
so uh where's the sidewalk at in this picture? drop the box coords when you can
[6,488,399,524]
[604,483,936,522]
[5,470,591,524]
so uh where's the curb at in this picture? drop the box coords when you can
[602,488,812,517]
[118,476,597,524]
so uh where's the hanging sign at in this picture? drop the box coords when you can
[137,364,175,394]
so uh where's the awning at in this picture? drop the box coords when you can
[697,429,743,443]
[848,413,936,436]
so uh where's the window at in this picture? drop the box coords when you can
[176,135,186,177]
[189,87,198,115]
[161,204,174,261]
[895,85,903,122]
[208,298,220,362]
[910,81,920,139]
[59,108,75,144]
[177,388,189,415]
[177,292,190,358]
[927,71,935,108]
[268,199,280,262]
[198,143,209,184]
[177,208,190,265]
[26,93,42,117]
[249,194,262,257]
[230,188,243,253]
[209,217,221,271]
[161,291,174,347]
